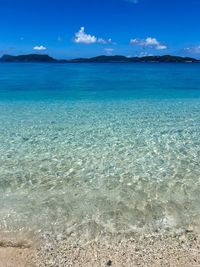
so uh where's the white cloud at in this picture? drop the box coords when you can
[74,27,97,44]
[74,27,113,45]
[104,48,114,55]
[130,37,167,50]
[156,44,167,50]
[98,38,114,44]
[138,51,153,57]
[33,45,47,51]
[98,38,107,44]
[185,46,200,54]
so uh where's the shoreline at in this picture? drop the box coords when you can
[1,229,200,266]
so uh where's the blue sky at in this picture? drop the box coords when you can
[0,0,200,58]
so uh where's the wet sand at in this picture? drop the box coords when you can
[0,247,35,267]
[0,233,36,267]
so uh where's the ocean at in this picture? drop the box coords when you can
[0,63,200,239]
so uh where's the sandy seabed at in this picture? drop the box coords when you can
[1,229,200,267]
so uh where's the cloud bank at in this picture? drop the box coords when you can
[130,37,167,50]
[185,46,200,54]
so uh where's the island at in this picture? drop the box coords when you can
[0,54,199,63]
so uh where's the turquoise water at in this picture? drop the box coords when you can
[0,63,200,237]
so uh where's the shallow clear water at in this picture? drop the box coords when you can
[0,63,200,236]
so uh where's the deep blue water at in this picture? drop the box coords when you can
[0,63,200,237]
[0,63,200,101]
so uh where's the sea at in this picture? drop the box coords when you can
[0,63,200,239]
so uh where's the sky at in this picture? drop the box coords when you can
[0,0,200,59]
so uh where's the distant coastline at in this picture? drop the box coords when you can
[0,54,199,63]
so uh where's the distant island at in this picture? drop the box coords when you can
[0,54,199,63]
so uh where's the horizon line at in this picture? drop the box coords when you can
[0,53,199,61]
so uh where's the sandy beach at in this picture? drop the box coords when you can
[1,229,200,267]
[0,247,35,267]
[0,233,36,267]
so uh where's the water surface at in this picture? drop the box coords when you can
[0,63,200,237]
